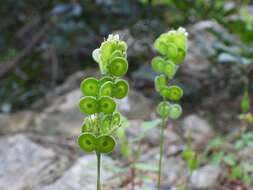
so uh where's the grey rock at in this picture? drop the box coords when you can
[182,115,214,150]
[0,111,34,135]
[41,155,114,190]
[0,135,70,190]
[190,165,221,189]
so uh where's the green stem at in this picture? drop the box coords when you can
[96,152,101,190]
[157,118,166,190]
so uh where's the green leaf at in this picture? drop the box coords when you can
[210,151,224,166]
[134,162,158,172]
[223,154,237,166]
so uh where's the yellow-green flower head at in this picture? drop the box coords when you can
[92,34,128,75]
[154,27,188,64]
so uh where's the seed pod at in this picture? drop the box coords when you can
[79,97,98,115]
[166,42,178,58]
[101,115,112,133]
[112,112,121,126]
[109,57,128,77]
[172,48,186,64]
[113,79,129,99]
[110,50,123,60]
[161,85,183,101]
[151,56,165,73]
[80,77,99,97]
[154,34,168,55]
[164,61,177,79]
[155,75,167,92]
[96,135,116,154]
[78,132,96,152]
[100,81,114,97]
[157,101,171,119]
[81,119,90,133]
[98,96,116,114]
[99,76,113,86]
[168,104,182,119]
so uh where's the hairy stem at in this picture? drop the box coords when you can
[96,152,101,190]
[157,118,166,190]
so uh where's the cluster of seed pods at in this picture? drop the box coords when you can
[152,27,188,119]
[78,34,129,154]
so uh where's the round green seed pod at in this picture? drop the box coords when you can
[101,115,112,133]
[80,77,99,97]
[166,42,178,58]
[109,57,128,77]
[110,50,123,60]
[155,75,167,92]
[157,101,171,119]
[168,104,182,119]
[167,85,183,101]
[100,81,114,97]
[98,96,116,114]
[79,97,98,115]
[112,112,121,126]
[78,132,96,152]
[81,119,90,133]
[113,79,129,99]
[151,56,165,73]
[173,48,186,65]
[154,38,168,55]
[117,41,127,52]
[99,76,113,86]
[96,135,116,154]
[164,61,177,79]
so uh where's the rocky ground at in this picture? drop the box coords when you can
[0,69,228,190]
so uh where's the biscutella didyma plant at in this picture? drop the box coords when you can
[151,27,188,189]
[78,34,129,190]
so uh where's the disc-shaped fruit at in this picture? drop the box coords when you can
[173,48,186,64]
[164,61,177,79]
[166,42,178,58]
[112,112,121,126]
[154,39,168,55]
[101,115,112,133]
[113,79,129,99]
[110,50,123,60]
[157,101,171,118]
[109,57,128,77]
[79,97,98,115]
[80,77,99,97]
[151,56,165,73]
[96,135,116,154]
[78,133,96,152]
[155,75,167,92]
[167,85,183,101]
[81,119,90,133]
[99,76,113,86]
[98,96,116,114]
[168,104,182,119]
[100,81,113,97]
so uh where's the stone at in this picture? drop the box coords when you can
[190,165,221,189]
[0,134,70,190]
[0,111,34,135]
[41,155,114,190]
[182,114,214,150]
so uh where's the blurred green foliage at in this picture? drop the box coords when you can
[0,0,252,112]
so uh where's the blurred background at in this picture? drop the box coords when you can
[0,0,253,190]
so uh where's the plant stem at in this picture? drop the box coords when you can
[157,118,166,190]
[96,152,101,190]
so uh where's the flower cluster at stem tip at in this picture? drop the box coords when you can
[152,27,188,119]
[78,34,129,154]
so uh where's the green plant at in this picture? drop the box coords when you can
[151,27,188,189]
[77,34,129,190]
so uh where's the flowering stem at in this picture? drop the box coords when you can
[96,152,101,190]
